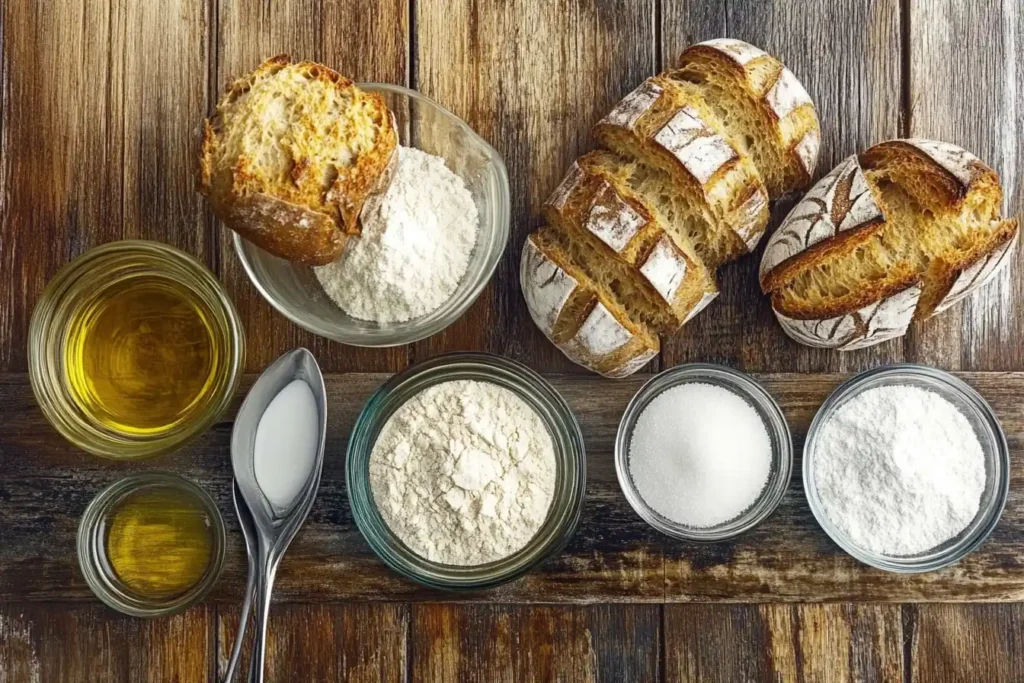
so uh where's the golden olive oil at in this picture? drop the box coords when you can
[104,485,214,599]
[63,276,223,435]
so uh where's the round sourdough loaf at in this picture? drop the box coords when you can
[760,138,1019,350]
[200,55,398,265]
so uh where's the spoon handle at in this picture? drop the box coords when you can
[248,551,277,683]
[222,571,256,682]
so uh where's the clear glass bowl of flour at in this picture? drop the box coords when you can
[346,353,586,590]
[615,363,794,542]
[233,84,510,347]
[803,364,1009,573]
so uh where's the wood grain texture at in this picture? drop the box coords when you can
[907,604,1024,682]
[664,604,904,683]
[659,0,904,374]
[3,371,1023,603]
[0,604,212,682]
[411,604,660,683]
[0,0,211,373]
[905,0,1024,370]
[412,0,659,373]
[213,0,411,374]
[216,603,407,682]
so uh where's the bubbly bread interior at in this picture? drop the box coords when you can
[584,151,735,269]
[536,222,683,335]
[773,167,1005,318]
[212,61,388,215]
[530,229,660,349]
[670,59,818,197]
[594,79,758,261]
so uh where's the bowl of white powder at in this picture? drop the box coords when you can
[346,352,586,590]
[234,83,510,347]
[615,364,794,542]
[804,364,1009,573]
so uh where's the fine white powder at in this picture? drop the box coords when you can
[814,385,986,555]
[314,146,478,323]
[629,383,772,527]
[369,380,556,566]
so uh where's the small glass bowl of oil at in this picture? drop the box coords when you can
[29,240,244,459]
[78,472,226,617]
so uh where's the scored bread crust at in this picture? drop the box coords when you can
[520,234,659,378]
[543,158,718,332]
[593,76,770,256]
[761,138,1018,349]
[200,55,398,265]
[759,155,885,292]
[672,38,821,197]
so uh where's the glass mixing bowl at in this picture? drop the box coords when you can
[615,363,793,541]
[233,83,510,347]
[346,353,586,590]
[803,364,1009,573]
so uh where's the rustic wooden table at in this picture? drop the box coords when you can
[2,0,1023,680]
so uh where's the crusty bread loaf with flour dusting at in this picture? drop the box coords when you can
[521,39,820,376]
[200,55,398,265]
[760,138,1019,349]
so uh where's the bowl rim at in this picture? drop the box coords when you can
[345,351,586,590]
[802,363,1010,573]
[77,471,227,617]
[232,82,511,348]
[614,363,794,542]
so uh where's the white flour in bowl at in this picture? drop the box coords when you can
[813,385,986,555]
[314,146,478,323]
[368,379,556,566]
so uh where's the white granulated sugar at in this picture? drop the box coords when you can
[369,379,556,566]
[314,146,478,323]
[629,383,772,527]
[814,385,986,556]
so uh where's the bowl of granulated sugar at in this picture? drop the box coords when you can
[804,364,1009,573]
[615,363,793,542]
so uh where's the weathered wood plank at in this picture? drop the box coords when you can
[659,0,904,373]
[664,604,904,683]
[0,0,210,373]
[213,0,411,374]
[0,604,212,682]
[215,603,407,682]
[410,604,660,682]
[907,604,1024,682]
[412,0,659,373]
[2,371,1023,603]
[905,0,1024,371]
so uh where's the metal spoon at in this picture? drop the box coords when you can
[229,348,328,683]
[223,482,257,682]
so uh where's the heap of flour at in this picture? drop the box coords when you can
[813,385,986,555]
[368,379,556,566]
[315,146,478,323]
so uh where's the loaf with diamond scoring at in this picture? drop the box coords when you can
[760,138,1019,349]
[520,39,820,376]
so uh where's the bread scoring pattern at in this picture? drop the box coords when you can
[776,285,922,350]
[759,155,883,286]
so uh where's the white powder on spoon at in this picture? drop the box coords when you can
[628,383,772,528]
[314,146,478,323]
[813,385,986,555]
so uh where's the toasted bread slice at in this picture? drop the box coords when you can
[200,55,398,265]
[543,157,718,333]
[760,139,1018,349]
[520,231,660,377]
[593,76,770,259]
[670,39,821,197]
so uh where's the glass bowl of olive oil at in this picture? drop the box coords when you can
[78,472,226,617]
[29,240,244,459]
